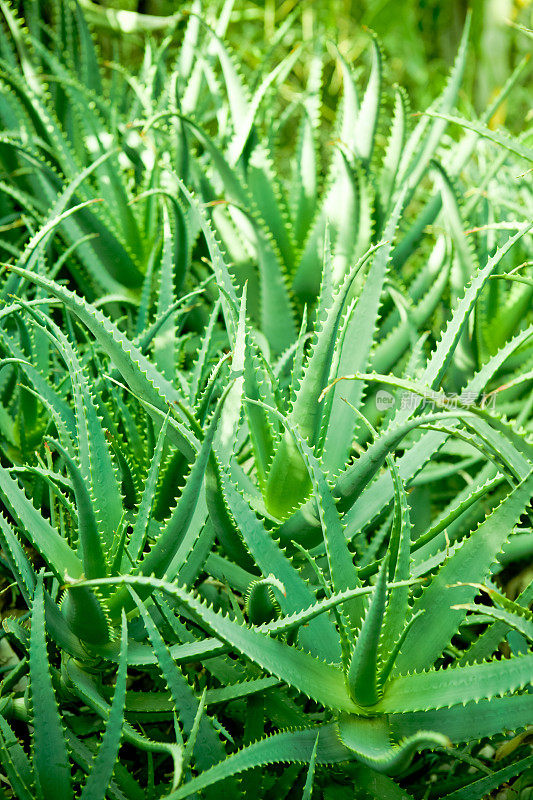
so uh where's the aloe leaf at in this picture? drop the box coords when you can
[442,754,533,800]
[227,47,300,165]
[189,297,221,405]
[205,677,280,706]
[239,341,277,494]
[347,558,389,706]
[460,414,532,481]
[195,15,249,136]
[395,51,529,268]
[70,0,102,93]
[129,588,222,770]
[0,465,82,578]
[0,329,76,450]
[21,304,123,549]
[172,132,296,354]
[30,573,73,800]
[435,161,478,295]
[292,149,361,301]
[437,163,481,377]
[134,384,228,582]
[105,385,227,620]
[3,266,199,458]
[206,456,256,571]
[89,631,228,668]
[171,178,276,460]
[397,12,471,192]
[291,103,318,248]
[352,769,417,800]
[411,472,502,564]
[2,146,120,290]
[27,47,142,263]
[217,284,246,460]
[0,528,86,657]
[153,204,178,380]
[279,411,460,551]
[79,613,128,800]
[337,715,447,775]
[354,34,382,164]
[345,322,533,536]
[494,273,533,290]
[390,692,533,745]
[79,0,179,32]
[178,0,200,79]
[290,39,373,299]
[379,653,533,713]
[165,114,246,208]
[385,452,411,589]
[377,611,425,693]
[378,87,406,218]
[460,578,533,665]
[73,574,357,713]
[260,581,414,639]
[265,242,385,517]
[0,512,36,604]
[333,372,531,484]
[245,181,297,348]
[128,414,170,563]
[288,304,309,405]
[47,439,106,579]
[15,198,103,273]
[0,715,34,799]
[0,0,41,94]
[220,464,341,661]
[120,679,279,714]
[61,580,113,646]
[65,729,143,800]
[181,689,207,776]
[64,657,182,773]
[323,191,407,472]
[330,226,529,482]
[257,399,363,631]
[332,45,358,150]
[374,454,414,673]
[335,409,472,513]
[302,733,319,800]
[453,603,533,643]
[424,111,533,162]
[394,470,533,673]
[419,223,532,394]
[165,725,353,800]
[6,465,74,513]
[295,432,362,625]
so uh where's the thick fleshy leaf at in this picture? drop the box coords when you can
[30,573,73,800]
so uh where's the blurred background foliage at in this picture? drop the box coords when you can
[75,0,532,129]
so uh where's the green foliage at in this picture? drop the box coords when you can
[0,2,531,799]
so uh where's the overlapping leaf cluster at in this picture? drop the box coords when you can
[0,2,531,798]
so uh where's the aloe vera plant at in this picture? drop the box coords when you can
[0,2,532,799]
[0,0,239,305]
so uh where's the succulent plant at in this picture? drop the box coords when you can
[0,2,531,799]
